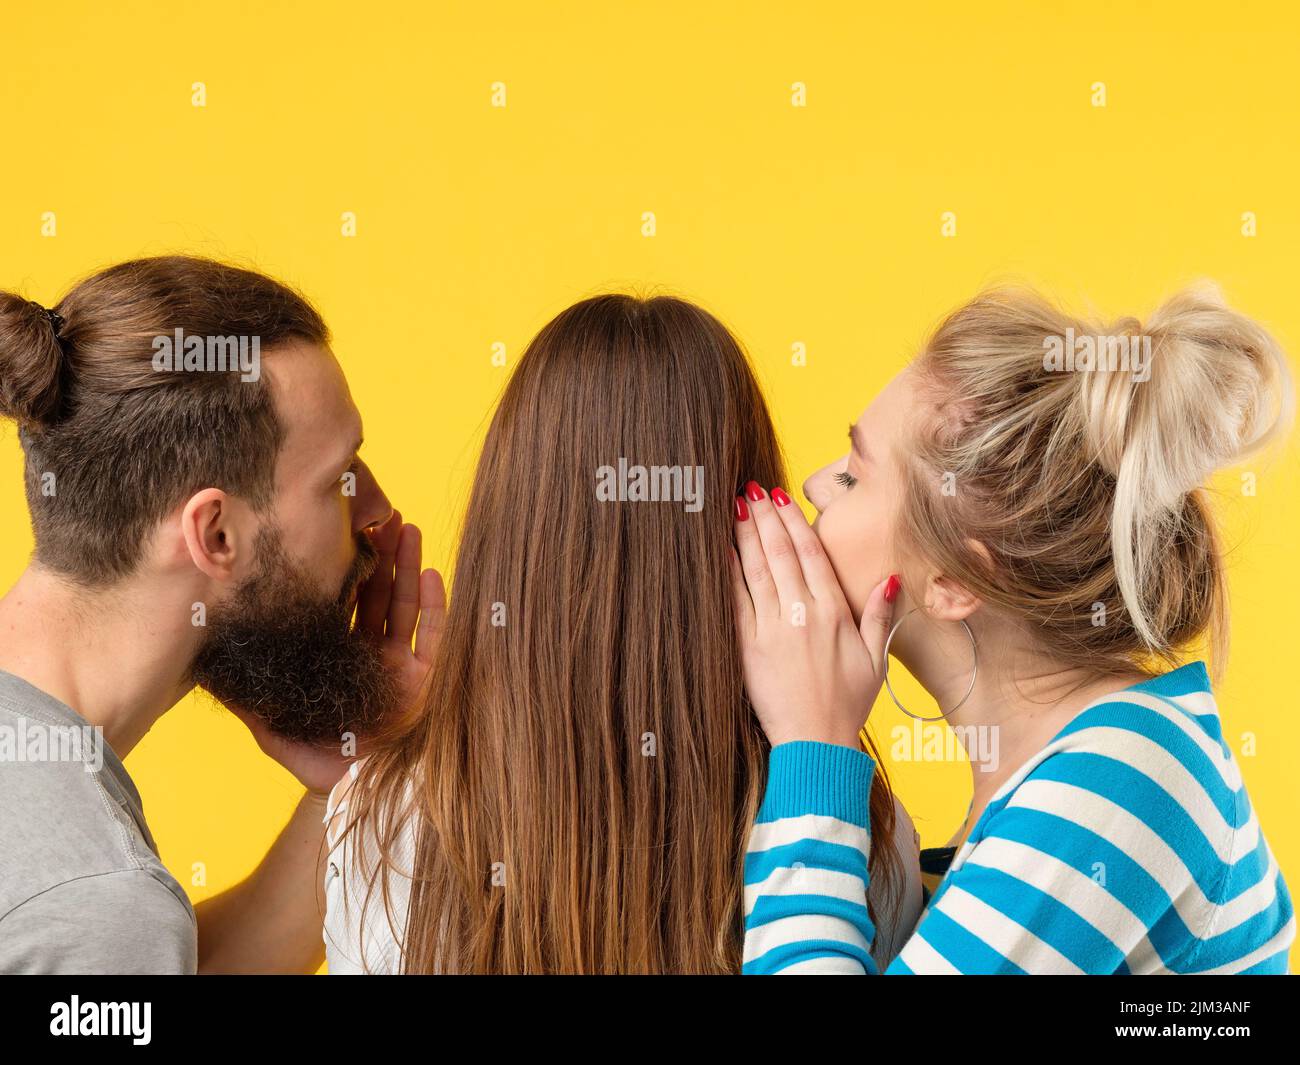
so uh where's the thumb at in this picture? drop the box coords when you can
[859,574,901,678]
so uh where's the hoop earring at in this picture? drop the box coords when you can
[881,607,978,722]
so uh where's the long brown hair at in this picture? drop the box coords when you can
[345,293,899,973]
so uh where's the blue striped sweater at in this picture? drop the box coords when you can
[743,662,1295,974]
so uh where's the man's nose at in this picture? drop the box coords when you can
[357,468,394,533]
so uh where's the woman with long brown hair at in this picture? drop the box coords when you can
[323,293,921,973]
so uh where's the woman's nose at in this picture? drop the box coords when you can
[802,473,826,511]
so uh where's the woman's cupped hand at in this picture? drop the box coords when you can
[731,481,899,750]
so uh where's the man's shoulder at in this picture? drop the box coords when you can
[0,702,191,926]
[0,868,197,974]
[0,688,198,973]
[0,759,134,902]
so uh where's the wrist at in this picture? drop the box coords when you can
[766,726,863,751]
[758,739,877,828]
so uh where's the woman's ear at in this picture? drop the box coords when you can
[923,539,993,620]
[179,489,246,582]
[923,575,980,621]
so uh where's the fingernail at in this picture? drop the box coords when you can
[744,481,766,502]
[734,496,750,521]
[771,487,791,507]
[884,574,901,603]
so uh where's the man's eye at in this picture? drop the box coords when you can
[833,471,858,489]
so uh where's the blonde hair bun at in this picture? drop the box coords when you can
[906,282,1294,674]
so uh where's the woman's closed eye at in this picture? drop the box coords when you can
[833,470,858,489]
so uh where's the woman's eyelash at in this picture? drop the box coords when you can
[834,471,858,488]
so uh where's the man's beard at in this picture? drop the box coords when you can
[191,526,399,745]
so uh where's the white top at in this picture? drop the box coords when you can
[323,761,924,974]
[322,761,417,975]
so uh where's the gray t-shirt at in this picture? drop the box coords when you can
[0,669,197,974]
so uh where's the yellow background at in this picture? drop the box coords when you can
[1,1,1296,971]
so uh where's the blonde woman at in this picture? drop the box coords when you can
[735,284,1295,974]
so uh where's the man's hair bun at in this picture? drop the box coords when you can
[0,292,68,429]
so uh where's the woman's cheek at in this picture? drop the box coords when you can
[816,508,876,616]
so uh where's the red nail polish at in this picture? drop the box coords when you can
[734,496,750,521]
[745,481,765,502]
[884,574,901,603]
[771,487,791,507]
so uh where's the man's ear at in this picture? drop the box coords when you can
[180,489,247,582]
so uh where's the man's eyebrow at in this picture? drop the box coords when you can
[335,434,363,472]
